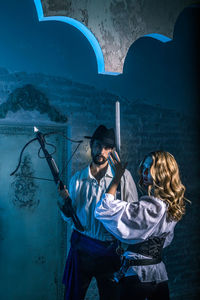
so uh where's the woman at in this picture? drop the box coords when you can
[95,151,188,300]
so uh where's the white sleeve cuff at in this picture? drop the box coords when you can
[105,193,115,201]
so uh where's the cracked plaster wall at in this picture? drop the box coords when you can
[41,0,199,73]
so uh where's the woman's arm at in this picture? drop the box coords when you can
[107,151,127,195]
[107,177,120,195]
[95,194,167,243]
[95,153,167,242]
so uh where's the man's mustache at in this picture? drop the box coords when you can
[95,154,107,160]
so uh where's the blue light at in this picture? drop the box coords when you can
[102,72,120,76]
[34,0,105,74]
[144,33,171,43]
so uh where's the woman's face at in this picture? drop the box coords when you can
[141,156,153,186]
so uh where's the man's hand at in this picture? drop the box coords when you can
[57,185,70,211]
[57,183,84,231]
[58,185,69,199]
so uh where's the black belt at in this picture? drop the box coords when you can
[127,256,162,266]
[112,256,162,283]
[71,230,118,251]
[127,236,166,258]
[111,235,167,283]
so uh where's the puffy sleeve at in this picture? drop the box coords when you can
[95,193,167,243]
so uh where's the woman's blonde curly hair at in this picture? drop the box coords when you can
[138,151,187,222]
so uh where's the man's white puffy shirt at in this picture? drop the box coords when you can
[95,193,177,282]
[60,164,138,242]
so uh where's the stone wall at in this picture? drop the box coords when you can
[0,68,199,299]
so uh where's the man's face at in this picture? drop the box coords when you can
[91,140,113,165]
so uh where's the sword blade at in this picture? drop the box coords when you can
[115,101,121,155]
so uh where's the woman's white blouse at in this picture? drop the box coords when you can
[95,193,177,283]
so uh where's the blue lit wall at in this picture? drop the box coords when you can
[0,0,98,82]
[0,0,199,114]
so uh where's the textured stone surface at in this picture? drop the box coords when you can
[0,68,199,299]
[41,0,198,73]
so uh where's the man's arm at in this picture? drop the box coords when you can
[57,186,72,218]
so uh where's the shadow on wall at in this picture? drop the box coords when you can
[98,4,200,115]
[0,0,98,82]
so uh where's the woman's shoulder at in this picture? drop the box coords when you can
[139,195,167,214]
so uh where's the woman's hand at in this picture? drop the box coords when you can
[108,151,127,183]
[106,151,127,196]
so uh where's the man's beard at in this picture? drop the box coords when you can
[92,154,107,165]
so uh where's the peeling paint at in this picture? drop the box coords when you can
[41,0,197,73]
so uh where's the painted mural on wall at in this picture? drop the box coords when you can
[0,1,199,299]
[11,154,39,210]
[0,84,67,122]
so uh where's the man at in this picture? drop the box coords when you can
[58,125,138,300]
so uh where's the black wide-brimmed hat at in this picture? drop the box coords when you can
[89,125,115,148]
